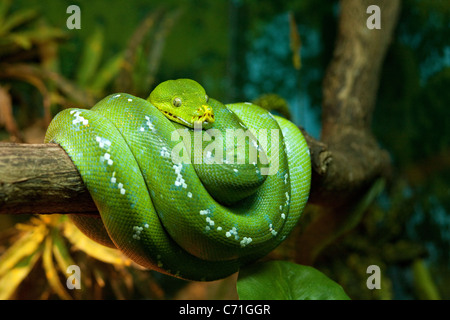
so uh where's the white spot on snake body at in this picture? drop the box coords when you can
[113,94,121,98]
[269,224,278,236]
[160,147,170,158]
[173,163,187,188]
[226,227,238,240]
[145,115,155,131]
[206,217,215,226]
[71,111,88,126]
[111,177,116,183]
[96,136,111,149]
[244,102,252,105]
[187,192,192,198]
[281,213,286,219]
[217,226,222,231]
[240,237,252,247]
[132,226,143,240]
[233,169,238,173]
[128,98,132,102]
[199,209,210,215]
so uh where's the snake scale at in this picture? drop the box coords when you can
[45,79,311,281]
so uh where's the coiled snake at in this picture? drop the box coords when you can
[45,79,311,281]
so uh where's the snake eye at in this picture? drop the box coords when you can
[205,95,209,103]
[173,97,182,107]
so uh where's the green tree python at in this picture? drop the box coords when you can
[45,79,311,281]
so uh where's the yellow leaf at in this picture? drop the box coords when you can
[42,235,72,300]
[63,222,132,267]
[0,224,47,277]
[0,247,41,299]
[52,231,76,274]
[289,12,302,70]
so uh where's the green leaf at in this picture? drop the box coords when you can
[75,26,104,87]
[89,52,124,93]
[0,8,37,36]
[0,0,12,27]
[237,260,350,300]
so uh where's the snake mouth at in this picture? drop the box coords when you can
[160,110,192,127]
[158,104,214,129]
[192,105,215,125]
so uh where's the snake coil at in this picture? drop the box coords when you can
[45,79,311,281]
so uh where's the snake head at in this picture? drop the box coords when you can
[148,79,215,129]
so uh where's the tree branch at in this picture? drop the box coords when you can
[307,0,399,206]
[0,143,97,215]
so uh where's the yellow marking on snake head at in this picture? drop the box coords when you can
[148,79,215,129]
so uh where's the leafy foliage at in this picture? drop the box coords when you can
[237,260,349,300]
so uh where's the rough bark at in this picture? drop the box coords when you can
[307,0,399,206]
[0,0,399,215]
[0,143,97,215]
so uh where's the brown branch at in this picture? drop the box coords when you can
[306,0,399,206]
[0,137,330,215]
[0,143,97,215]
[0,86,23,142]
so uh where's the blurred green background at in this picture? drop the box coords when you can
[0,0,448,299]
